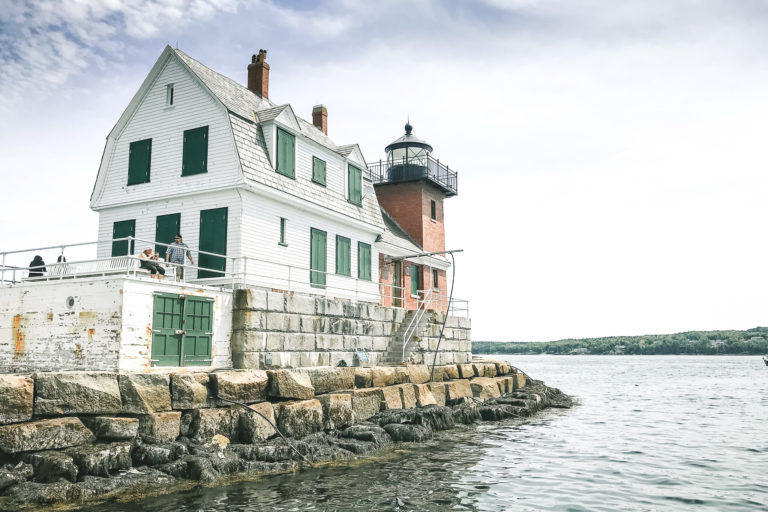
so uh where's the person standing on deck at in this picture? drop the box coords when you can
[166,234,194,282]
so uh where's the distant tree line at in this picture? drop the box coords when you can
[472,327,768,355]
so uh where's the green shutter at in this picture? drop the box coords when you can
[111,219,135,256]
[312,157,326,185]
[127,139,152,185]
[182,126,208,176]
[151,293,183,366]
[155,213,180,259]
[198,207,227,278]
[336,236,350,276]
[348,164,362,205]
[358,242,371,281]
[411,264,420,296]
[276,128,295,178]
[310,228,327,287]
[181,296,213,366]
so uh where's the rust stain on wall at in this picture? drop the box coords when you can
[12,314,24,357]
[146,324,152,338]
[78,311,97,323]
[88,329,95,341]
[75,344,82,358]
[47,311,53,322]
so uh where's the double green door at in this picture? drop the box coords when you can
[151,293,213,367]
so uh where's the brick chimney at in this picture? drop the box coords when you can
[247,50,269,98]
[312,105,328,135]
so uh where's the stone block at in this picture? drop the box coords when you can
[0,417,94,454]
[413,384,438,407]
[232,351,263,370]
[371,336,390,352]
[119,373,171,414]
[275,399,323,438]
[211,370,269,404]
[470,377,502,401]
[21,451,78,483]
[235,288,268,310]
[370,367,395,387]
[302,367,354,394]
[290,333,316,351]
[233,330,267,351]
[483,363,498,377]
[317,393,354,430]
[396,384,417,409]
[171,373,211,409]
[471,363,486,377]
[137,411,180,443]
[34,372,121,416]
[441,365,460,381]
[65,441,132,477]
[376,386,403,410]
[406,365,430,384]
[287,294,316,315]
[264,352,294,368]
[298,352,328,367]
[233,310,267,330]
[0,375,33,425]
[329,352,355,367]
[351,389,382,421]
[316,334,344,351]
[268,369,315,400]
[239,402,277,443]
[80,416,139,440]
[445,380,473,403]
[267,291,286,312]
[392,367,410,384]
[181,407,239,443]
[266,332,285,351]
[354,368,373,388]
[457,364,475,380]
[0,461,33,491]
[515,373,527,390]
[427,383,447,406]
[369,306,387,322]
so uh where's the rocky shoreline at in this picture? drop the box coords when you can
[0,362,572,510]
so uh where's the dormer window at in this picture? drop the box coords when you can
[166,84,174,106]
[276,128,295,178]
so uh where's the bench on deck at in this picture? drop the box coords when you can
[25,256,176,281]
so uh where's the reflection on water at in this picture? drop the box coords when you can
[79,356,768,511]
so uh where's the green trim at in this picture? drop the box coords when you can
[310,228,327,288]
[335,235,351,276]
[182,126,208,176]
[276,127,296,179]
[348,164,362,205]
[312,156,327,186]
[279,217,287,246]
[357,242,371,281]
[127,138,152,185]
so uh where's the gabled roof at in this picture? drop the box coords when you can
[378,209,422,255]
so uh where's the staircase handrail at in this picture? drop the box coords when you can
[401,288,433,362]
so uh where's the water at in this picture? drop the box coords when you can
[80,356,767,511]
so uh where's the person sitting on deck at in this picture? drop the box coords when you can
[139,247,165,279]
[28,255,46,277]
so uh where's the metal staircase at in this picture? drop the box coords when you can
[381,289,433,364]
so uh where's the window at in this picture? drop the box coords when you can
[166,84,174,106]
[336,236,351,276]
[279,217,287,246]
[127,138,152,185]
[430,200,437,221]
[310,228,327,287]
[411,264,420,297]
[348,164,362,205]
[182,126,208,176]
[358,242,371,281]
[432,269,439,290]
[312,157,326,186]
[111,219,135,256]
[276,128,295,178]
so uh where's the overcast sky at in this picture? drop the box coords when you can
[1,0,767,341]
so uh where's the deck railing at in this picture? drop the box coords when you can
[365,155,458,196]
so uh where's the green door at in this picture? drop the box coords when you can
[111,220,135,257]
[182,296,214,366]
[310,228,326,288]
[393,262,402,307]
[198,207,228,278]
[155,213,180,260]
[151,293,183,366]
[151,293,214,367]
[411,264,420,297]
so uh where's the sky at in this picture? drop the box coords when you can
[1,0,767,341]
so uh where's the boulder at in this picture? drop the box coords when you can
[470,377,502,401]
[484,363,498,377]
[20,451,78,483]
[65,442,132,477]
[383,423,432,442]
[392,367,410,384]
[239,402,277,443]
[301,367,354,394]
[375,386,403,410]
[457,364,476,379]
[34,372,121,416]
[370,367,395,387]
[429,366,445,382]
[275,399,323,438]
[118,373,171,414]
[268,369,315,400]
[210,370,268,404]
[395,384,417,409]
[494,360,511,375]
[0,462,33,492]
[0,375,34,425]
[171,372,211,409]
[351,389,382,421]
[445,380,473,403]
[137,411,180,443]
[0,417,94,454]
[427,383,447,406]
[515,373,527,389]
[80,416,139,440]
[413,384,438,407]
[181,408,239,444]
[405,365,430,384]
[354,367,373,388]
[471,363,487,377]
[317,393,354,430]
[442,365,460,380]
